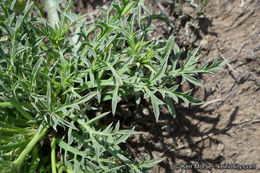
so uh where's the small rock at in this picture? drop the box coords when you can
[182,6,194,16]
[200,39,209,50]
[217,143,225,151]
[142,108,149,116]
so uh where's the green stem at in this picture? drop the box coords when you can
[0,128,29,133]
[12,102,33,120]
[0,102,13,107]
[51,137,57,173]
[12,124,49,172]
[0,101,34,120]
[28,145,40,173]
[44,0,60,27]
[0,139,29,150]
[56,162,74,173]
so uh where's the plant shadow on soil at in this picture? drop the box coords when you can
[123,100,239,173]
[97,85,239,172]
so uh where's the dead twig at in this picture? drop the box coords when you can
[216,42,238,75]
[230,119,260,127]
[164,133,216,153]
[201,99,223,108]
[230,42,249,63]
[225,9,254,32]
[234,9,254,28]
[161,118,260,156]
[230,10,246,27]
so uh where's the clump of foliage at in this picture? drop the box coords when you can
[166,0,209,45]
[0,0,223,172]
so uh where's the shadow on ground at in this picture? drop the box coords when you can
[125,102,239,172]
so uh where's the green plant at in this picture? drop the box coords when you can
[0,0,224,172]
[168,0,209,44]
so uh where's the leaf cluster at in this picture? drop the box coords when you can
[0,0,223,172]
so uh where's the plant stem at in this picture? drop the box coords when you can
[0,102,33,108]
[0,139,29,150]
[51,137,57,173]
[0,102,13,107]
[29,145,40,173]
[0,101,34,120]
[0,128,28,133]
[56,162,74,173]
[44,0,59,27]
[12,124,49,172]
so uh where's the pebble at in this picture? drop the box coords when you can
[217,143,225,151]
[142,108,150,116]
[200,38,209,50]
